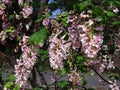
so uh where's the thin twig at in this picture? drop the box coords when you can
[92,68,112,85]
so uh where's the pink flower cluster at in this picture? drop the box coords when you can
[68,13,81,50]
[68,70,80,85]
[14,36,37,87]
[88,52,115,73]
[2,0,10,4]
[18,0,23,5]
[108,79,120,90]
[68,11,103,58]
[98,45,115,73]
[49,30,71,70]
[80,32,103,58]
[22,6,33,18]
[68,25,81,50]
[42,18,50,27]
[18,0,33,18]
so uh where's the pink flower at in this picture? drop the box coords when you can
[80,11,89,18]
[18,0,23,5]
[22,35,29,43]
[94,17,102,22]
[108,79,120,90]
[42,18,50,26]
[113,8,119,13]
[80,33,103,58]
[0,9,4,15]
[95,25,103,31]
[2,0,10,4]
[78,25,89,32]
[22,6,33,18]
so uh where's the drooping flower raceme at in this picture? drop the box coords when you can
[80,32,103,58]
[14,36,37,87]
[79,22,103,58]
[49,30,71,70]
[68,11,103,58]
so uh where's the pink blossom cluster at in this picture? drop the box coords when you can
[2,0,10,5]
[68,70,80,85]
[79,15,103,58]
[88,53,115,73]
[98,45,115,73]
[108,5,119,14]
[14,36,37,87]
[108,79,120,90]
[49,30,71,70]
[42,18,50,27]
[68,13,81,50]
[18,0,33,18]
[107,57,115,69]
[68,11,103,58]
[22,6,33,18]
[97,54,110,73]
[18,0,23,5]
[18,0,32,5]
[68,24,81,50]
[80,32,103,58]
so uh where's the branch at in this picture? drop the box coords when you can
[92,68,112,85]
[35,66,47,86]
[29,67,37,88]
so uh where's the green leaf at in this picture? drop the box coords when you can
[58,80,68,88]
[5,26,15,33]
[35,12,50,23]
[29,27,48,44]
[112,21,120,25]
[109,73,120,80]
[4,81,13,88]
[13,85,20,90]
[92,7,103,17]
[61,68,66,75]
[37,49,49,58]
[62,16,68,27]
[38,49,49,55]
[114,1,120,7]
[35,17,45,23]
[8,14,15,20]
[77,55,84,62]
[106,11,116,17]
[81,77,87,86]
[9,74,15,81]
[79,0,92,11]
